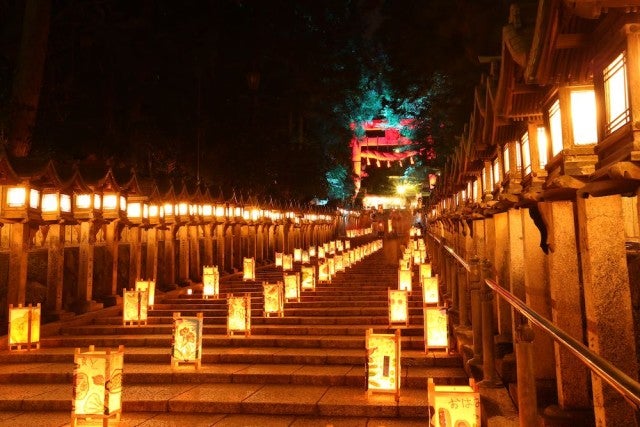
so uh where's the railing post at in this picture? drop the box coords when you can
[479,260,501,388]
[449,251,458,313]
[468,255,483,367]
[515,316,539,426]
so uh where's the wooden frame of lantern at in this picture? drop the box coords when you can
[388,288,409,327]
[424,306,449,352]
[275,252,283,267]
[263,282,284,317]
[282,254,293,271]
[293,248,302,263]
[422,275,440,305]
[134,279,156,309]
[365,328,401,402]
[71,345,124,427]
[284,273,301,302]
[300,265,316,291]
[243,257,256,281]
[428,378,480,427]
[398,269,412,293]
[317,260,331,284]
[202,265,220,299]
[171,312,204,369]
[8,303,41,351]
[122,289,148,326]
[227,293,251,336]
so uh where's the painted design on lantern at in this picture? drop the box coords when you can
[73,352,123,416]
[367,334,397,390]
[284,274,300,301]
[388,290,408,323]
[301,266,315,290]
[228,295,250,332]
[9,308,29,345]
[429,378,480,427]
[123,290,148,323]
[423,275,439,305]
[172,317,200,361]
[263,283,283,316]
[425,307,449,349]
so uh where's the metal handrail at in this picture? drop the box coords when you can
[427,232,640,408]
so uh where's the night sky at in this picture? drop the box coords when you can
[0,0,508,204]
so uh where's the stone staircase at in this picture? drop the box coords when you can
[0,247,469,426]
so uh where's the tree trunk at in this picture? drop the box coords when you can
[8,0,51,157]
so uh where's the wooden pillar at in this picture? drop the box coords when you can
[7,222,30,306]
[178,225,189,283]
[203,224,213,266]
[188,224,200,281]
[78,221,95,303]
[164,226,176,286]
[45,224,65,314]
[146,227,158,281]
[224,225,233,273]
[128,226,141,288]
[232,224,242,271]
[514,321,539,426]
[507,209,525,330]
[105,221,120,296]
[576,194,638,426]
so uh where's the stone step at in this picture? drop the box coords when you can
[0,361,466,389]
[0,382,431,418]
[0,346,458,368]
[92,315,399,326]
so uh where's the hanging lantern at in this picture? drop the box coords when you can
[72,345,124,426]
[135,279,156,309]
[398,269,412,293]
[293,248,302,263]
[275,252,283,267]
[227,293,251,336]
[202,265,220,299]
[171,312,203,369]
[300,265,316,291]
[282,254,293,271]
[424,306,449,352]
[8,303,40,351]
[263,282,284,317]
[243,257,256,281]
[428,378,480,427]
[388,288,409,326]
[123,289,148,326]
[423,275,439,305]
[284,273,301,302]
[366,329,401,401]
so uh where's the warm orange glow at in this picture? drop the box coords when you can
[72,345,124,423]
[570,89,597,145]
[282,254,293,271]
[6,187,26,207]
[60,194,71,212]
[366,329,401,397]
[275,252,283,267]
[75,194,92,209]
[227,293,251,336]
[424,306,448,351]
[309,246,316,258]
[537,126,548,168]
[103,194,118,210]
[202,266,219,298]
[301,250,310,264]
[284,273,301,301]
[398,269,412,292]
[388,289,408,325]
[171,312,203,368]
[8,304,41,350]
[178,202,188,216]
[135,279,156,308]
[243,257,255,281]
[41,193,58,212]
[123,289,148,325]
[127,202,142,218]
[119,196,126,210]
[300,265,315,290]
[263,282,284,317]
[549,99,563,157]
[428,378,480,427]
[318,261,330,283]
[604,52,629,134]
[293,248,302,262]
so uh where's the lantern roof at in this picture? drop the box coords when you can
[176,180,191,202]
[61,168,93,195]
[29,160,64,191]
[120,169,144,197]
[0,154,21,185]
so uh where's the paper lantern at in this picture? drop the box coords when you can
[399,258,410,271]
[71,345,124,426]
[123,289,148,326]
[329,241,336,255]
[345,240,351,250]
[202,265,219,299]
[293,248,302,263]
[336,240,344,252]
[424,306,449,351]
[171,312,203,369]
[335,254,345,272]
[300,265,316,291]
[227,293,251,336]
[419,263,432,284]
[423,275,439,305]
[428,378,480,427]
[282,254,293,271]
[398,269,412,293]
[366,328,401,401]
[243,257,256,281]
[327,257,336,277]
[309,246,316,258]
[8,303,40,351]
[388,288,409,326]
[343,251,352,268]
[275,252,283,267]
[318,261,331,283]
[284,273,301,302]
[263,282,284,317]
[135,279,156,309]
[412,250,421,265]
[301,250,310,264]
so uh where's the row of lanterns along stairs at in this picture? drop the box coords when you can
[0,238,511,426]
